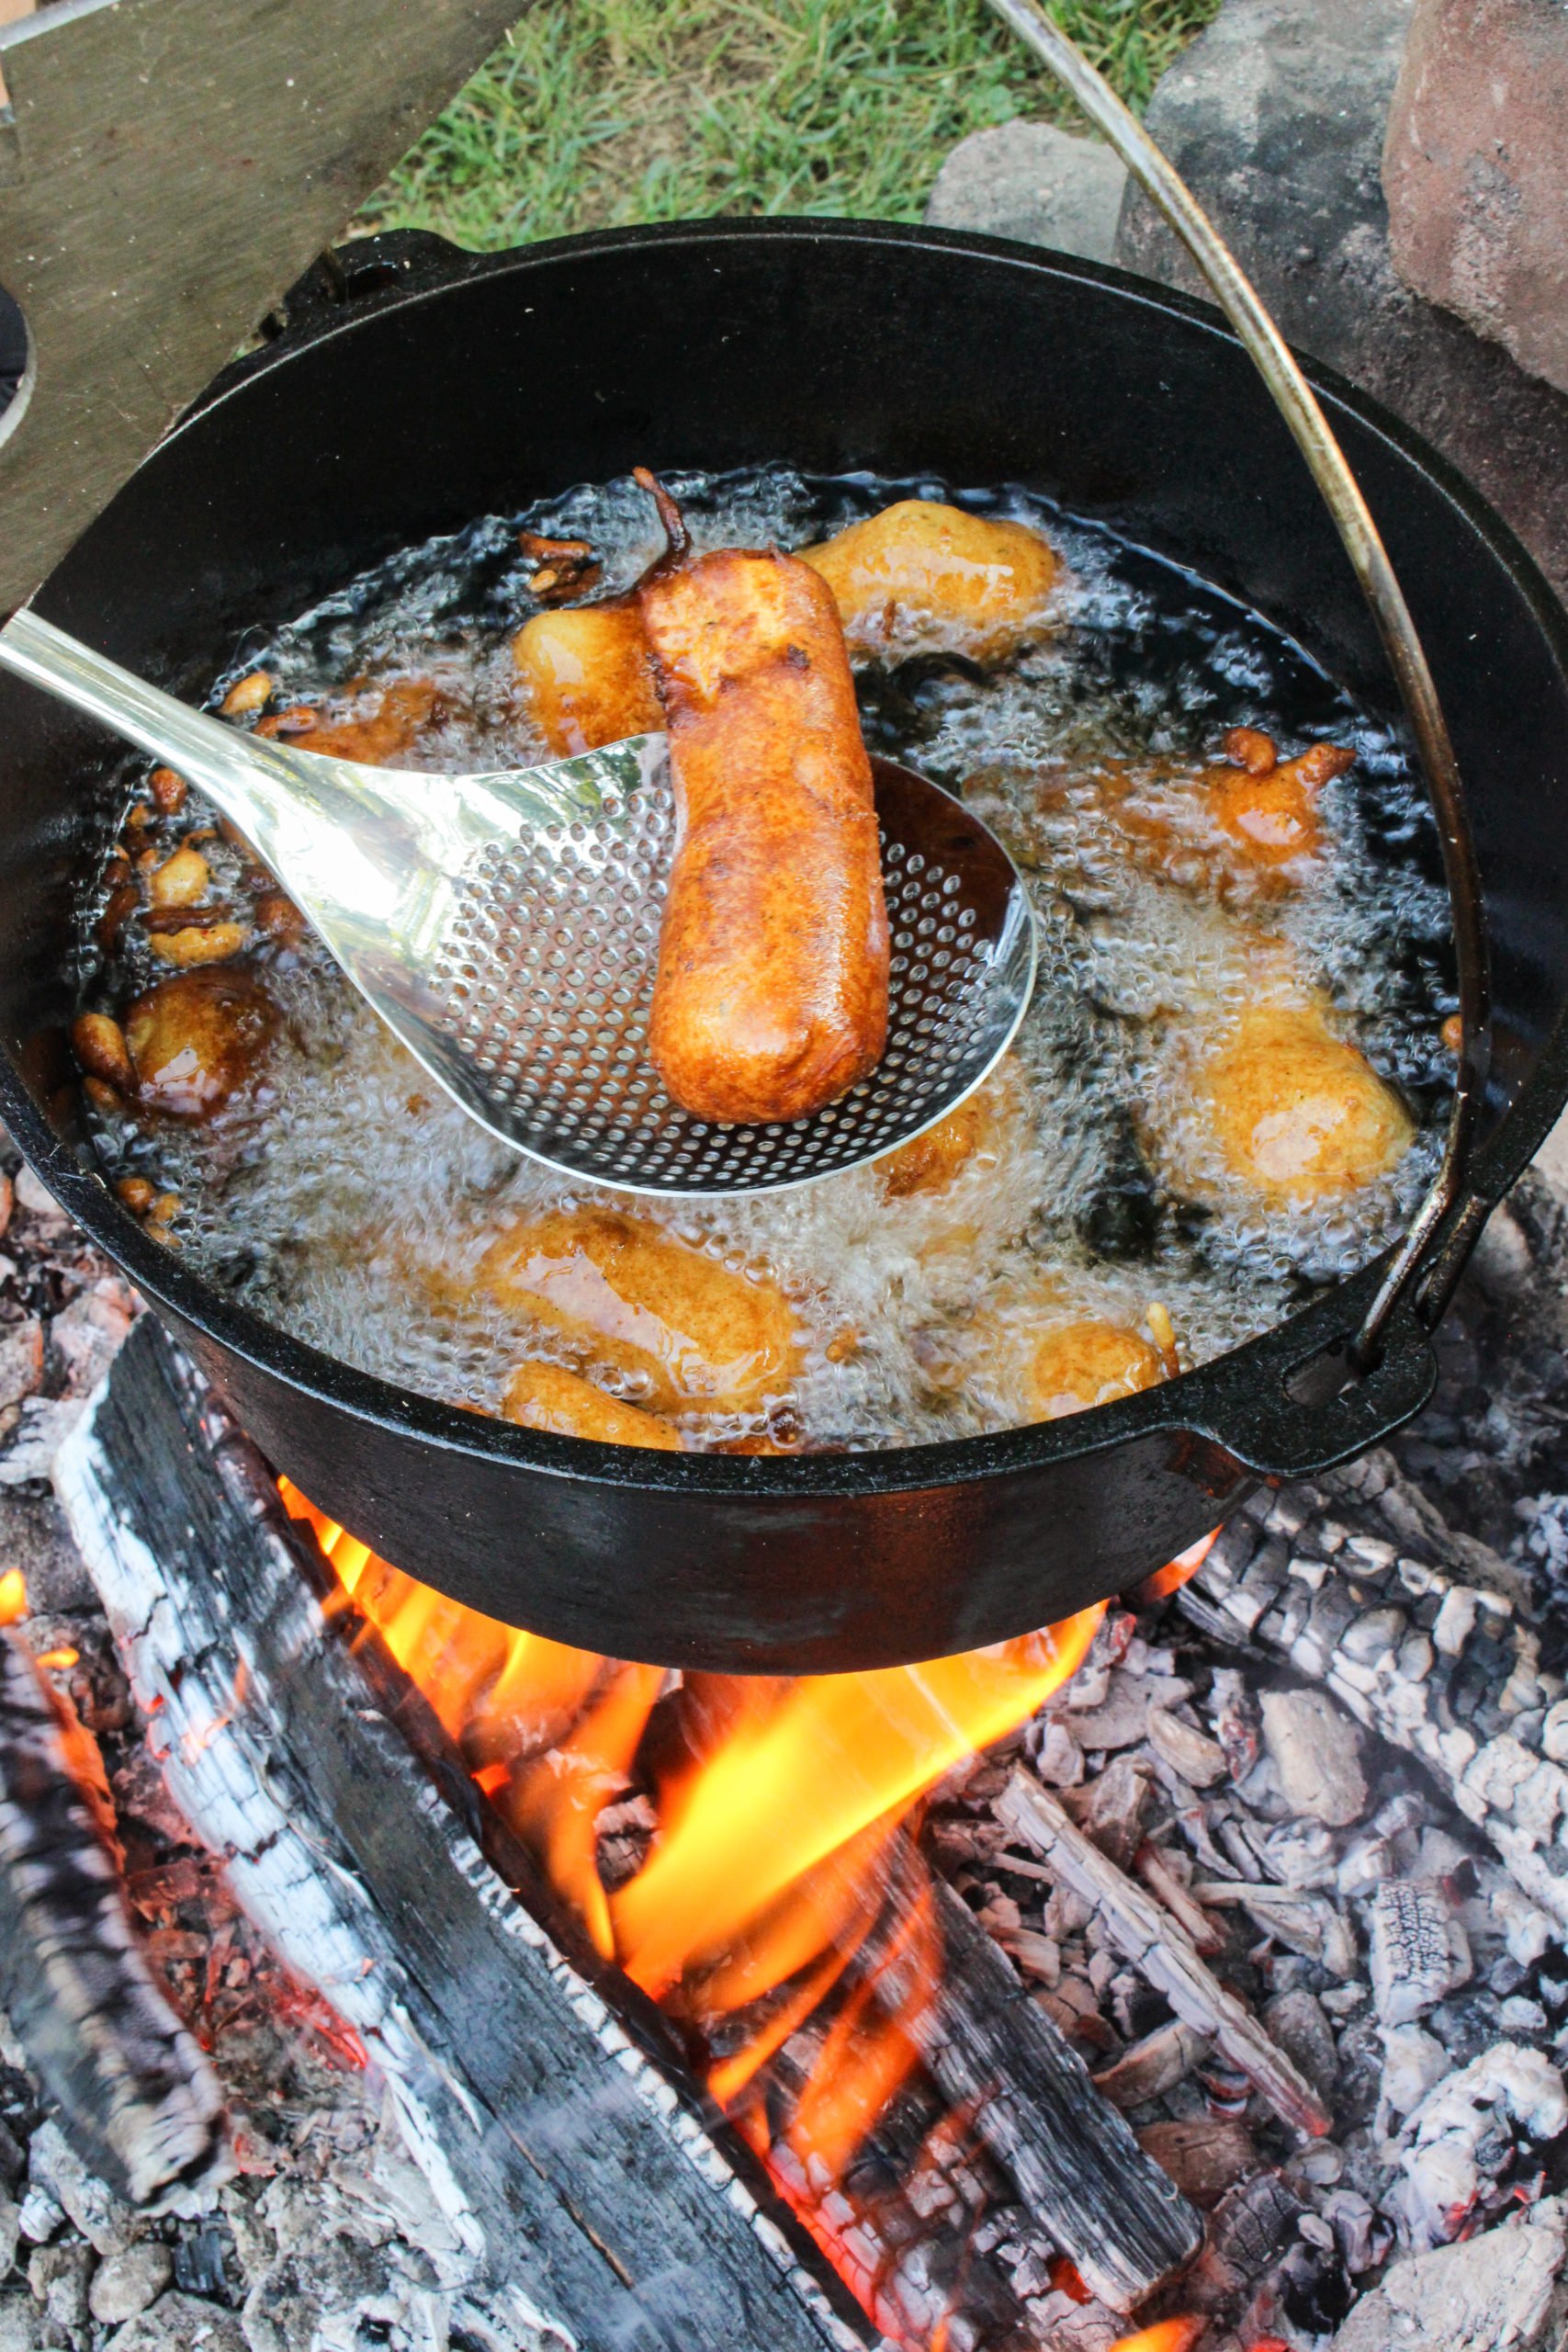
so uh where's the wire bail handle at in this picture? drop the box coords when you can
[986,0,1491,1369]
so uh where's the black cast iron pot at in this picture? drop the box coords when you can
[4,220,1567,1673]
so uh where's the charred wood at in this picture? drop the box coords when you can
[52,1316,869,2352]
[0,1626,228,2209]
[996,1769,1333,2140]
[1183,1457,1568,1947]
[893,1862,1203,2311]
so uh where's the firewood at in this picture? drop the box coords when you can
[54,1317,870,2352]
[0,1626,228,2207]
[997,1769,1332,2140]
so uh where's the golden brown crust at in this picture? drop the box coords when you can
[801,499,1057,658]
[473,1208,804,1414]
[1022,1320,1166,1421]
[638,548,889,1124]
[501,1361,682,1449]
[122,969,276,1119]
[1188,1002,1414,1203]
[512,599,662,755]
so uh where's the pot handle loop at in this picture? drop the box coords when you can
[987,0,1492,1371]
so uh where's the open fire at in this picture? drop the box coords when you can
[278,1479,1215,2345]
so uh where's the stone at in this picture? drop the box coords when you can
[1383,0,1568,396]
[1259,1689,1368,1826]
[102,2290,246,2352]
[925,119,1128,264]
[1329,2194,1566,2350]
[89,2246,174,2327]
[1369,1881,1472,2025]
[1114,0,1568,605]
[1262,1989,1339,2099]
[1136,2116,1256,2207]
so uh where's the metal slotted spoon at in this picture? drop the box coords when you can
[0,607,1036,1195]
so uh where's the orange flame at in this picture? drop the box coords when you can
[1110,2323,1207,2352]
[34,1645,79,1670]
[0,1568,26,1627]
[279,1476,1103,2217]
[1136,1527,1221,1603]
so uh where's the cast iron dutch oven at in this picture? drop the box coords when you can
[3,220,1567,1673]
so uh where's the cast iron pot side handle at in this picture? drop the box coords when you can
[989,0,1493,1377]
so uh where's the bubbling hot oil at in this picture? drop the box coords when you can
[79,468,1454,1450]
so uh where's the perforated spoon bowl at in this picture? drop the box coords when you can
[0,607,1036,1195]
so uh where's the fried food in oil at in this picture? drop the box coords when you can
[638,477,889,1124]
[71,1012,136,1095]
[1023,1319,1167,1420]
[255,680,441,763]
[1204,733,1353,870]
[1187,1001,1414,1203]
[122,969,276,1119]
[502,1361,682,1450]
[512,600,662,755]
[473,1209,804,1415]
[802,499,1057,659]
[876,1061,1021,1198]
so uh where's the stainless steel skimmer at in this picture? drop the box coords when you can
[0,607,1036,1196]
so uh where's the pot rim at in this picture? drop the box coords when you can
[10,214,1568,1504]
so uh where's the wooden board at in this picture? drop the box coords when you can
[0,0,522,612]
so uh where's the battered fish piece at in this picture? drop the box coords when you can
[502,1362,682,1450]
[803,499,1057,659]
[122,969,276,1119]
[638,477,889,1124]
[512,600,662,755]
[1023,1320,1166,1421]
[1184,1001,1414,1204]
[474,1209,805,1415]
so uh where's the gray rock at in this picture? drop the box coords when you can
[1259,1688,1368,1826]
[103,2290,246,2352]
[1114,0,1568,605]
[926,119,1128,264]
[1329,2193,1566,2350]
[89,2246,174,2328]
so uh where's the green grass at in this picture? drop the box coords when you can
[358,0,1221,253]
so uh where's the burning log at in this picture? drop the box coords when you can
[895,1865,1203,2310]
[0,1624,229,2209]
[1180,1459,1568,1946]
[996,1769,1332,2140]
[52,1316,871,2352]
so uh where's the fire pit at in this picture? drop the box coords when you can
[5,1122,1568,2349]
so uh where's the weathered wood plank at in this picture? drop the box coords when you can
[54,1317,870,2352]
[0,0,521,610]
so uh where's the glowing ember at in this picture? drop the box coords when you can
[33,1645,79,1670]
[0,1568,25,1626]
[279,1477,1104,2299]
[1108,2322,1207,2352]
